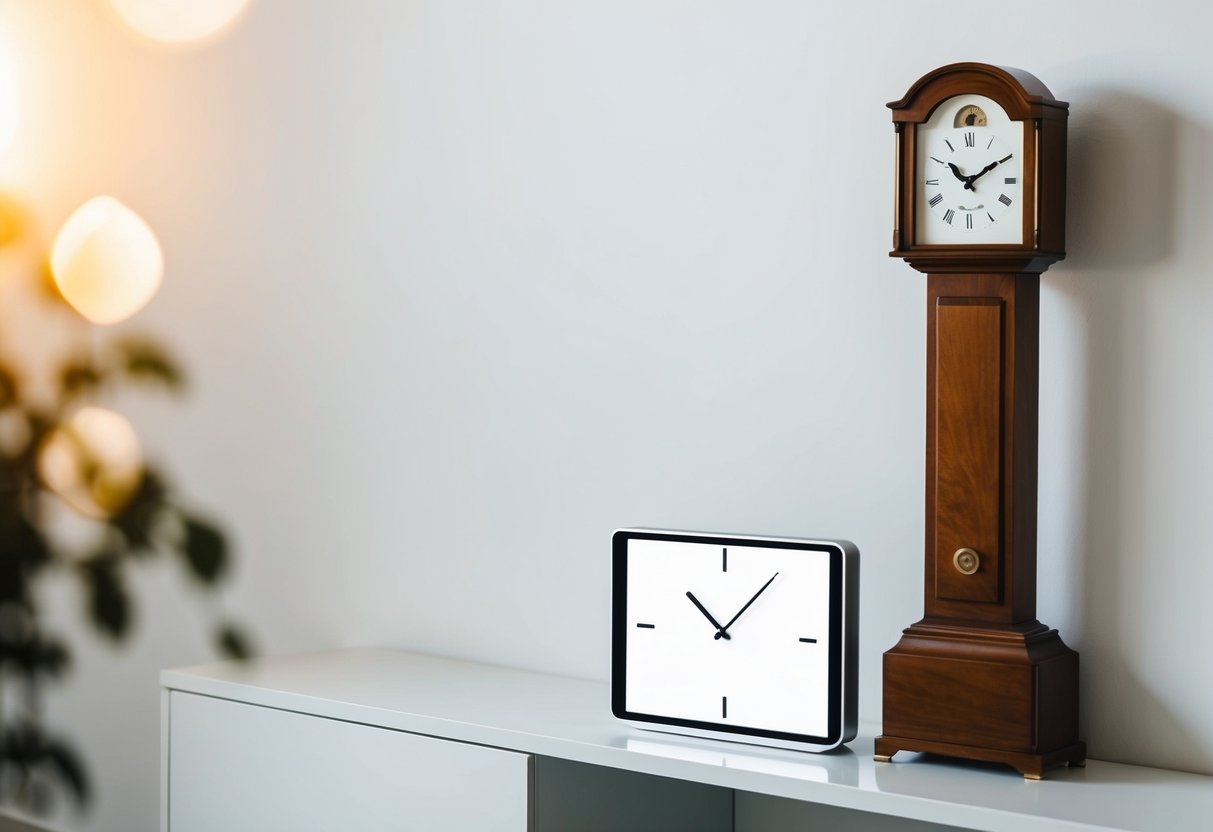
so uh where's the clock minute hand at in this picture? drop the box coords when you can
[713,572,779,640]
[686,591,731,640]
[970,153,1013,186]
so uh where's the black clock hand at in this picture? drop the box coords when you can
[947,161,981,192]
[713,572,779,640]
[969,154,1013,187]
[685,591,731,640]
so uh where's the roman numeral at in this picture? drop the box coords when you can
[929,194,943,207]
[930,156,946,165]
[944,139,954,152]
[988,212,996,223]
[965,213,973,229]
[1004,177,1017,184]
[925,179,939,186]
[722,548,727,572]
[636,623,655,629]
[999,194,1013,206]
[987,136,995,149]
[943,209,955,224]
[964,132,975,147]
[799,637,818,644]
[722,696,728,718]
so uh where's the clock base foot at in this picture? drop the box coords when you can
[873,735,1086,780]
[873,754,894,763]
[878,619,1084,779]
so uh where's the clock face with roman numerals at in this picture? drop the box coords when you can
[914,94,1024,245]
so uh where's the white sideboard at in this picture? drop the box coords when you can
[162,648,1213,831]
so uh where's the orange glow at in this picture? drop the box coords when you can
[110,0,252,44]
[38,407,144,519]
[50,196,164,325]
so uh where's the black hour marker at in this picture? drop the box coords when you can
[799,637,818,644]
[964,132,975,147]
[1005,177,1017,184]
[636,623,655,629]
[998,194,1013,206]
[944,139,955,152]
[722,696,728,718]
[925,178,939,186]
[722,548,727,572]
[965,213,973,229]
[987,136,995,149]
[943,208,955,224]
[928,194,943,208]
[930,156,946,165]
[988,212,996,223]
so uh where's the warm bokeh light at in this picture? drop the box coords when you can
[0,192,24,247]
[50,196,164,325]
[0,34,18,154]
[110,0,252,44]
[38,406,144,519]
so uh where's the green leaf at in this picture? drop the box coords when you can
[216,623,253,660]
[112,337,185,390]
[0,622,71,680]
[0,516,52,605]
[79,558,131,641]
[43,739,90,806]
[109,468,169,551]
[59,360,103,400]
[0,363,16,408]
[180,515,228,584]
[0,723,90,809]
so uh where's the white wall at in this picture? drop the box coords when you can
[2,1,1212,829]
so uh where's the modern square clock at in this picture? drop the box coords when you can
[612,529,858,752]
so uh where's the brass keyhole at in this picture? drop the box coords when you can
[953,548,980,576]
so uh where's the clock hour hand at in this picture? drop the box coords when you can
[714,572,779,640]
[686,591,731,640]
[947,161,980,192]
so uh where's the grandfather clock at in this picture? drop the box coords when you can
[875,63,1085,779]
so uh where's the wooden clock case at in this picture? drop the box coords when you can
[877,63,1086,779]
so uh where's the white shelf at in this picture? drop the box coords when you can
[162,648,1212,832]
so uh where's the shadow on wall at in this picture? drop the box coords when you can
[1066,90,1178,268]
[1055,87,1212,773]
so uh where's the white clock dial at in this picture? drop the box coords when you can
[622,537,835,740]
[914,94,1025,245]
[922,129,1020,234]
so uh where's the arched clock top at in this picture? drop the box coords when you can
[888,62,1069,271]
[888,62,1069,124]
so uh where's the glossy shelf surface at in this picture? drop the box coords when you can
[162,648,1212,832]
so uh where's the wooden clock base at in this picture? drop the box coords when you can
[875,619,1085,779]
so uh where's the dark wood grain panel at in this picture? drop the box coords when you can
[883,652,1032,750]
[934,300,1003,603]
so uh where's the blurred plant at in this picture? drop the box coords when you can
[0,194,251,815]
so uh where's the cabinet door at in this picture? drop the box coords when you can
[933,297,1003,605]
[924,273,1039,624]
[167,691,532,832]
